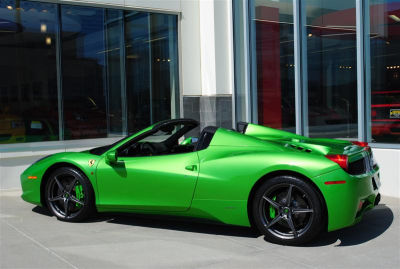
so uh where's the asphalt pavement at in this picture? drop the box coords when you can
[1,189,399,269]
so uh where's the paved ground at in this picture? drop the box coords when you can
[1,190,399,269]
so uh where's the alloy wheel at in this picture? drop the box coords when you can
[47,173,85,219]
[258,183,314,239]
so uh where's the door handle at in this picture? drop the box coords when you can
[185,165,197,171]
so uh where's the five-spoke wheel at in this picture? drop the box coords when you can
[46,167,94,221]
[253,175,324,245]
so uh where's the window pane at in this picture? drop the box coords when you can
[105,10,125,136]
[0,1,59,143]
[125,11,151,132]
[306,0,357,139]
[150,14,179,124]
[370,0,400,143]
[250,0,296,132]
[125,12,179,134]
[61,5,124,140]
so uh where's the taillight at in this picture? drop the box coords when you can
[351,141,369,147]
[325,154,348,171]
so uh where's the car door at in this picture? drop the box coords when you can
[96,151,199,212]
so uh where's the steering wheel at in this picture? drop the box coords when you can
[140,142,157,155]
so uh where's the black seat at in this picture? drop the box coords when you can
[195,126,218,151]
[236,122,248,134]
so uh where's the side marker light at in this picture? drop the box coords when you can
[324,180,346,185]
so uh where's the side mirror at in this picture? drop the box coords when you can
[105,150,118,164]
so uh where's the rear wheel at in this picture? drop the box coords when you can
[252,175,324,245]
[45,167,94,221]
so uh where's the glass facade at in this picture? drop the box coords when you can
[234,0,400,145]
[249,0,296,131]
[0,0,179,144]
[305,0,358,139]
[0,1,59,143]
[124,12,178,133]
[369,0,400,143]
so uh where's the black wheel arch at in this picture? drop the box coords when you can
[40,162,95,208]
[247,170,328,232]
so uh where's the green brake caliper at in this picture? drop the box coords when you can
[74,185,84,208]
[269,196,277,219]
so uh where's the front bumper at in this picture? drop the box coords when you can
[20,165,43,206]
[313,167,380,232]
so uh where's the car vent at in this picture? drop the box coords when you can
[372,177,378,190]
[287,144,312,153]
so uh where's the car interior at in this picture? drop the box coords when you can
[117,121,219,157]
[89,119,251,157]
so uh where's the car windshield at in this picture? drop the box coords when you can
[89,135,130,155]
[140,124,183,143]
[89,120,197,156]
[88,125,184,155]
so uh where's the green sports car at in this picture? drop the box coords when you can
[20,119,381,245]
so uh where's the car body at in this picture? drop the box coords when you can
[0,112,58,144]
[0,112,25,143]
[371,90,400,142]
[20,119,381,244]
[63,96,108,139]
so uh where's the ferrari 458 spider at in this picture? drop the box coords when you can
[21,119,381,245]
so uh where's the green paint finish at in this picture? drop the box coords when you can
[96,152,199,211]
[20,119,380,233]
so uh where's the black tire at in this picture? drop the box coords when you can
[252,175,324,245]
[45,167,95,222]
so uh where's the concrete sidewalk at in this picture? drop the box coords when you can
[1,190,399,269]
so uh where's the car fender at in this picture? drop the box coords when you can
[21,152,101,206]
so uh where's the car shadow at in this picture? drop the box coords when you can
[31,206,259,238]
[105,213,260,238]
[32,206,53,216]
[32,204,393,245]
[302,204,394,247]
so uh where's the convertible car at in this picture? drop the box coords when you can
[20,119,381,245]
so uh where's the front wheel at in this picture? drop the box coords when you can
[252,175,324,245]
[45,167,94,221]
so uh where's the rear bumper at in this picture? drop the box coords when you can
[313,167,380,232]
